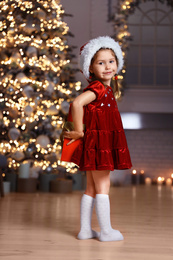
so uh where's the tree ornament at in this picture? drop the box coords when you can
[12,151,25,161]
[11,52,22,62]
[26,46,37,58]
[16,72,28,83]
[45,81,55,95]
[9,108,18,119]
[36,135,51,148]
[24,105,33,116]
[47,105,58,115]
[61,101,70,115]
[23,85,34,98]
[8,127,21,140]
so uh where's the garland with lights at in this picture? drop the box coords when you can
[113,0,173,97]
[0,0,81,176]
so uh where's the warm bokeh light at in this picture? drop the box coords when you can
[0,0,81,174]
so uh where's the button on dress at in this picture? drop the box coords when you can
[71,80,132,171]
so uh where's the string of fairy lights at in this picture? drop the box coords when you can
[0,0,81,174]
[113,0,173,98]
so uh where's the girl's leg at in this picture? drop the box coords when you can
[85,170,96,198]
[77,171,99,240]
[91,170,124,242]
[91,170,110,194]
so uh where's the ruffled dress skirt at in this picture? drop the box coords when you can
[71,81,132,171]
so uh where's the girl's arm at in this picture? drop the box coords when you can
[63,90,96,145]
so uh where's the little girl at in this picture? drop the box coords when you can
[63,36,132,242]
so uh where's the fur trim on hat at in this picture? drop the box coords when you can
[80,36,124,80]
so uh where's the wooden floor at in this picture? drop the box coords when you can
[0,185,173,260]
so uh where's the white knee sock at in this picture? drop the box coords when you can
[95,194,124,242]
[77,194,99,240]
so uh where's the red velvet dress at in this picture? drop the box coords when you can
[71,80,132,171]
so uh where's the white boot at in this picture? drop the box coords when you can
[95,194,124,242]
[77,194,99,240]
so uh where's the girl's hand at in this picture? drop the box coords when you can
[63,131,84,145]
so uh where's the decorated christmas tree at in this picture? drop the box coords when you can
[0,0,81,177]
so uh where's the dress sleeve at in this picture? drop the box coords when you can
[83,81,105,101]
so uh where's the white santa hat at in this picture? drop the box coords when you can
[80,36,124,80]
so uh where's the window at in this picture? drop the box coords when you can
[126,0,173,89]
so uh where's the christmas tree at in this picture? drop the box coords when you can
[0,0,81,176]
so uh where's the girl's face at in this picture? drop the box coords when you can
[89,49,118,86]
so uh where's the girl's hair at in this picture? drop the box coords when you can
[89,48,120,99]
[110,76,119,98]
